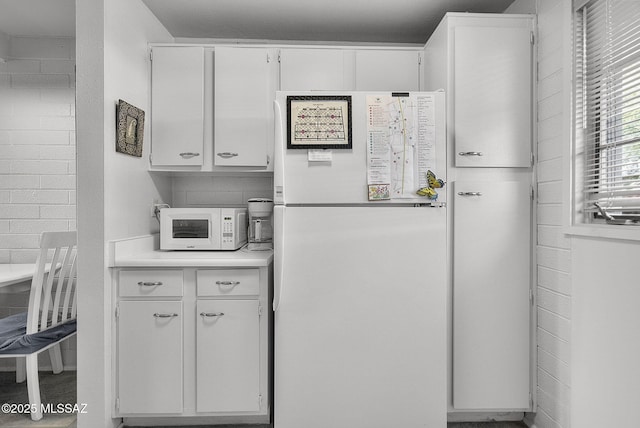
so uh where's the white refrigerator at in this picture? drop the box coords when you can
[273,91,447,428]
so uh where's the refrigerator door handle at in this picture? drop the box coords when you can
[273,99,285,205]
[273,207,284,312]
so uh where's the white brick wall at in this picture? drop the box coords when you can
[506,1,572,427]
[0,36,76,264]
[0,36,76,370]
[532,0,572,427]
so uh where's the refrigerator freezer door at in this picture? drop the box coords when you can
[274,205,446,428]
[274,91,447,205]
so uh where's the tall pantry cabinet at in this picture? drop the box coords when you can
[423,13,535,411]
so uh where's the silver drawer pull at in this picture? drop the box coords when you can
[216,281,240,287]
[138,281,163,286]
[458,151,483,156]
[200,312,225,317]
[153,313,178,318]
[217,152,239,158]
[179,152,200,158]
[458,192,483,196]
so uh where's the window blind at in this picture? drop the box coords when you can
[575,0,640,223]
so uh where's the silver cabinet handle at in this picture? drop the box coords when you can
[138,281,163,286]
[153,313,178,318]
[200,312,225,317]
[458,192,483,196]
[216,281,240,286]
[458,151,483,156]
[179,152,200,158]
[217,152,239,158]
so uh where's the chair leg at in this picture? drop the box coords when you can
[49,344,63,374]
[16,357,26,383]
[25,354,43,421]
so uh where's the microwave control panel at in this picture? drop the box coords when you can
[222,216,234,244]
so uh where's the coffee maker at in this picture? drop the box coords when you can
[247,198,274,251]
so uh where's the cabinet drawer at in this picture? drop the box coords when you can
[119,270,184,297]
[197,269,259,296]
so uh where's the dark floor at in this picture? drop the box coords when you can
[0,370,528,428]
[0,370,77,428]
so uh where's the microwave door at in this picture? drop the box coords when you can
[173,218,210,239]
[165,214,217,249]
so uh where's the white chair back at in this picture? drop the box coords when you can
[26,231,78,335]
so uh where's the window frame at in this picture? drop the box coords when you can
[572,0,640,231]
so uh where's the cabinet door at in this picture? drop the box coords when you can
[151,46,204,166]
[117,301,183,414]
[214,47,273,167]
[453,26,532,167]
[453,180,531,409]
[280,49,352,90]
[355,50,420,91]
[196,299,260,412]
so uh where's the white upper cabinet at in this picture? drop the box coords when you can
[279,48,355,91]
[424,13,534,167]
[355,50,421,91]
[214,47,276,167]
[151,46,205,167]
[149,44,425,172]
[454,26,532,167]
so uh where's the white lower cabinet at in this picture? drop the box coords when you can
[196,299,260,412]
[117,300,183,414]
[452,179,532,410]
[114,264,271,423]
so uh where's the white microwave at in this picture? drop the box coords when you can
[160,208,247,250]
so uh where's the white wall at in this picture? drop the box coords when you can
[531,1,573,427]
[0,36,77,371]
[0,31,9,62]
[172,175,272,208]
[572,238,640,428]
[0,37,76,263]
[103,8,173,241]
[506,1,572,428]
[532,2,573,427]
[504,0,535,14]
[76,0,172,426]
[508,1,640,428]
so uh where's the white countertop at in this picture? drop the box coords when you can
[114,248,273,267]
[110,235,272,268]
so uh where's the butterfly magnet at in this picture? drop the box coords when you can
[416,170,445,200]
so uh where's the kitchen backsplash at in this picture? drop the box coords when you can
[171,175,273,208]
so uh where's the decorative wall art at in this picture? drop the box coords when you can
[286,95,352,149]
[116,99,145,157]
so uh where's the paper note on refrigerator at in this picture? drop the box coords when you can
[366,94,437,199]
